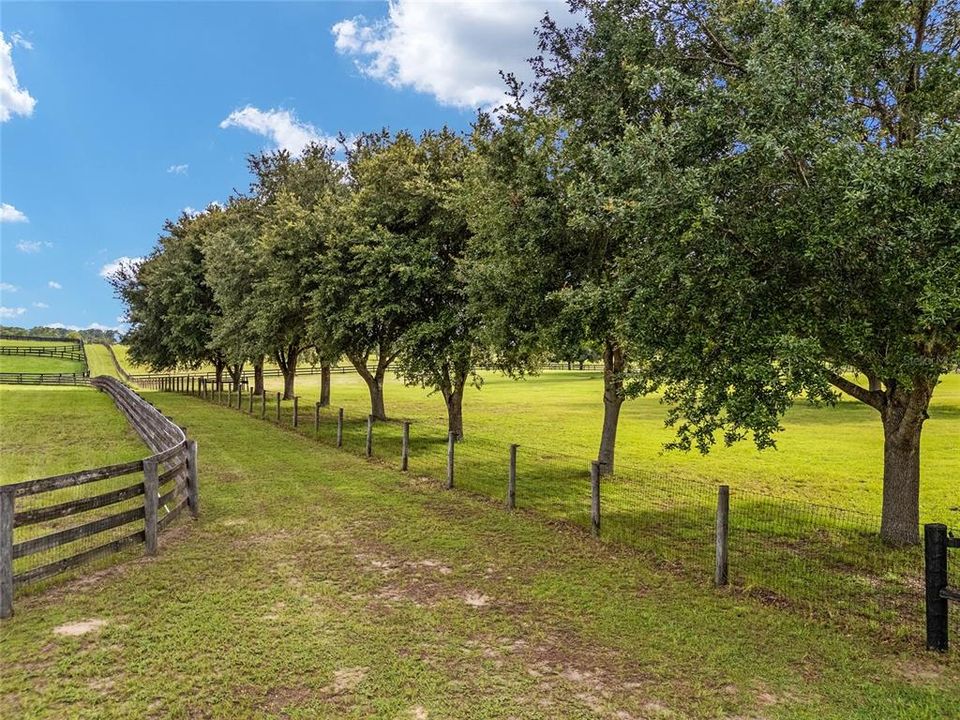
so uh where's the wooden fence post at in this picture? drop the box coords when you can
[276,392,281,422]
[293,396,299,428]
[715,485,730,587]
[401,421,410,471]
[315,402,321,437]
[590,461,600,537]
[366,415,374,457]
[925,523,949,652]
[261,390,266,419]
[143,459,159,556]
[337,408,344,447]
[446,432,455,489]
[0,489,13,619]
[248,386,254,413]
[187,440,199,519]
[507,444,518,510]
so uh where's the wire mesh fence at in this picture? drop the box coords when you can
[170,380,958,646]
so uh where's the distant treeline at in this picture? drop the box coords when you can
[0,325,120,344]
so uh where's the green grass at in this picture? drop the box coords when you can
[243,368,960,523]
[85,343,121,379]
[2,389,957,719]
[0,386,146,483]
[0,338,77,346]
[0,354,84,374]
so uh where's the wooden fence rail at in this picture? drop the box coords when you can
[0,376,198,619]
[0,372,88,386]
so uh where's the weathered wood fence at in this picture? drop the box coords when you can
[0,334,89,376]
[0,376,198,619]
[0,372,88,386]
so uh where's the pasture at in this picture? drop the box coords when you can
[2,388,957,719]
[159,357,960,521]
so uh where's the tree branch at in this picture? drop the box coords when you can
[826,371,885,412]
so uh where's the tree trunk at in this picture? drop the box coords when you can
[253,358,264,395]
[228,362,244,391]
[441,369,467,441]
[275,344,300,400]
[320,362,331,407]
[878,383,932,546]
[350,353,387,420]
[597,339,625,476]
[213,358,225,392]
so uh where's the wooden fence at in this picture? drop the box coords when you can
[0,334,89,375]
[0,376,198,618]
[0,372,88,386]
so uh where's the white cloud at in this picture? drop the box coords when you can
[0,306,26,319]
[11,33,33,51]
[0,282,17,293]
[48,280,62,289]
[48,321,122,332]
[1,202,28,222]
[99,256,143,279]
[167,163,189,175]
[16,240,43,253]
[219,105,337,155]
[0,31,37,122]
[331,1,574,109]
[33,301,48,308]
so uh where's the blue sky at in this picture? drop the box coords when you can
[0,1,569,332]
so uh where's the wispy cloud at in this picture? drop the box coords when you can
[0,282,17,293]
[33,301,48,308]
[1,202,28,222]
[99,256,143,279]
[219,106,336,156]
[0,306,26,319]
[167,163,189,175]
[16,240,43,254]
[0,31,36,122]
[47,280,62,289]
[10,32,33,51]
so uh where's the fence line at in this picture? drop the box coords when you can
[153,375,957,648]
[0,376,199,618]
[0,372,88,386]
[0,334,89,376]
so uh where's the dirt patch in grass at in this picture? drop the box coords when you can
[53,618,108,636]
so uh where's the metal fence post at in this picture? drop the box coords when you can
[590,461,600,537]
[925,523,949,652]
[507,444,518,510]
[715,485,730,587]
[366,415,374,457]
[337,408,344,447]
[143,459,159,556]
[401,421,410,471]
[186,440,199,519]
[446,432,455,489]
[0,489,14,619]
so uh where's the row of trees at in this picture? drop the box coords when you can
[0,325,120,343]
[115,0,959,546]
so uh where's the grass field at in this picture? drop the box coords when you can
[84,343,121,378]
[2,388,957,719]
[240,368,959,523]
[0,354,84,374]
[110,348,960,521]
[0,386,146,483]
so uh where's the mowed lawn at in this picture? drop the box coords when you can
[235,367,960,523]
[0,386,146,483]
[2,389,958,719]
[0,354,84,374]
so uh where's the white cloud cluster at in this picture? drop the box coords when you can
[33,301,48,308]
[47,322,122,332]
[99,256,143,279]
[1,202,28,222]
[167,163,189,175]
[48,280,61,289]
[0,30,36,122]
[0,282,17,293]
[16,240,51,253]
[219,106,336,155]
[331,0,573,109]
[0,306,26,319]
[10,32,33,51]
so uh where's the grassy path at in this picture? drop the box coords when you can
[2,392,957,719]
